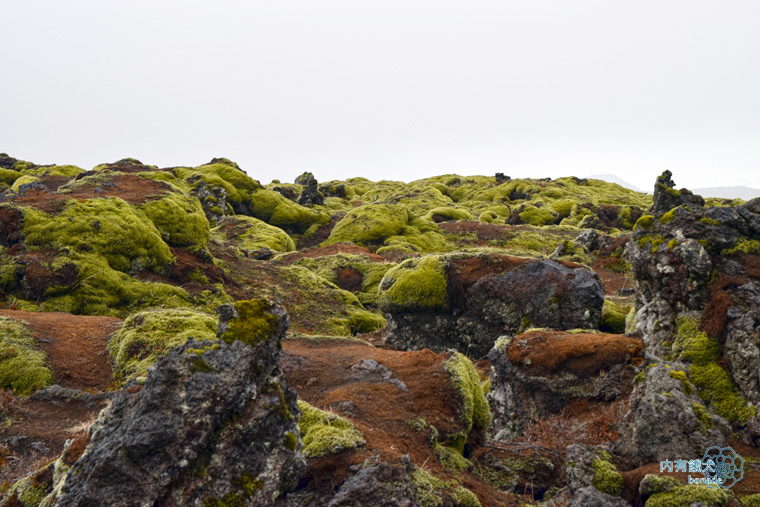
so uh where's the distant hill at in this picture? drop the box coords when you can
[587,174,643,193]
[692,186,760,200]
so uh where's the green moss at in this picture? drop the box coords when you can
[600,300,629,334]
[700,217,721,226]
[672,316,757,423]
[667,239,679,250]
[10,175,41,193]
[283,432,298,451]
[442,352,491,434]
[592,455,624,496]
[645,484,729,507]
[668,370,693,395]
[659,208,677,224]
[634,215,655,230]
[23,198,173,273]
[248,189,330,234]
[625,307,638,335]
[741,494,760,507]
[0,317,53,395]
[140,193,210,248]
[691,402,714,433]
[24,164,84,178]
[425,207,474,222]
[174,161,262,207]
[377,256,448,313]
[297,400,365,458]
[212,216,296,254]
[410,466,481,507]
[220,299,281,347]
[7,473,51,507]
[107,308,217,380]
[202,473,264,507]
[434,443,473,471]
[0,167,22,185]
[518,204,558,226]
[721,238,760,256]
[326,203,411,246]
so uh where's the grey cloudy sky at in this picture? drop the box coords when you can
[3,0,759,192]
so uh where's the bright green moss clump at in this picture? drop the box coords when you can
[518,204,558,226]
[23,164,84,178]
[212,216,296,254]
[645,484,729,507]
[634,215,655,230]
[671,316,756,424]
[721,238,760,256]
[377,256,449,313]
[326,203,411,246]
[140,193,210,248]
[741,494,760,507]
[0,317,53,395]
[599,300,629,334]
[592,451,624,496]
[7,472,52,507]
[297,400,365,458]
[10,175,41,193]
[107,308,218,380]
[410,466,481,507]
[220,299,281,347]
[442,352,491,435]
[425,207,474,222]
[23,198,173,273]
[174,161,262,207]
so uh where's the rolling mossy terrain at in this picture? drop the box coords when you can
[1,154,760,506]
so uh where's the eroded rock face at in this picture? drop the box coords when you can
[381,254,605,357]
[614,365,729,467]
[50,299,305,507]
[488,330,642,439]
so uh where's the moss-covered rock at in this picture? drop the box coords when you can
[644,484,730,506]
[443,352,491,437]
[326,203,411,246]
[0,316,53,395]
[10,175,41,193]
[140,193,210,248]
[297,400,365,458]
[410,466,481,507]
[591,452,624,496]
[212,215,296,255]
[107,308,218,380]
[219,299,282,348]
[377,256,449,313]
[23,198,173,273]
[600,300,629,334]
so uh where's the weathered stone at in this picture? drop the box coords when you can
[49,299,305,507]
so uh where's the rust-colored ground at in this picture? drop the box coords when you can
[281,338,520,506]
[507,330,644,377]
[438,221,531,242]
[0,310,121,391]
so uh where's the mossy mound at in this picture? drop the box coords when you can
[288,253,394,305]
[517,204,559,226]
[10,175,41,193]
[377,256,449,313]
[107,308,218,381]
[246,188,329,234]
[0,316,53,395]
[599,300,630,334]
[425,206,474,223]
[219,299,282,347]
[410,466,481,507]
[644,484,730,506]
[22,164,85,178]
[297,400,365,458]
[173,160,263,208]
[140,193,210,248]
[22,198,173,273]
[592,451,624,496]
[212,215,296,255]
[325,203,412,246]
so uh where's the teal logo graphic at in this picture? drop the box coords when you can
[659,446,743,489]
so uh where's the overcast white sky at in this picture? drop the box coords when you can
[2,1,759,192]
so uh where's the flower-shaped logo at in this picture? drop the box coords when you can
[702,446,744,489]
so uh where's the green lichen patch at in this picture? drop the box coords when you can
[220,299,281,347]
[644,484,730,507]
[442,352,491,436]
[297,400,365,458]
[0,316,53,395]
[107,308,218,381]
[6,467,53,507]
[377,256,449,313]
[592,453,624,496]
[721,238,760,256]
[140,193,210,248]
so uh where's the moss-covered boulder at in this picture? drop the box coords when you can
[212,215,296,256]
[297,400,365,458]
[0,316,53,395]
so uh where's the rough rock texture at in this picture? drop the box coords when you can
[382,254,605,357]
[614,364,729,467]
[488,330,642,439]
[295,172,324,206]
[190,178,231,224]
[326,461,418,507]
[567,487,629,507]
[651,169,705,216]
[48,299,305,507]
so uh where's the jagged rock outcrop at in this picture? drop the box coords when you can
[295,172,324,206]
[42,299,305,507]
[380,253,605,357]
[614,364,729,467]
[488,330,643,439]
[622,172,760,462]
